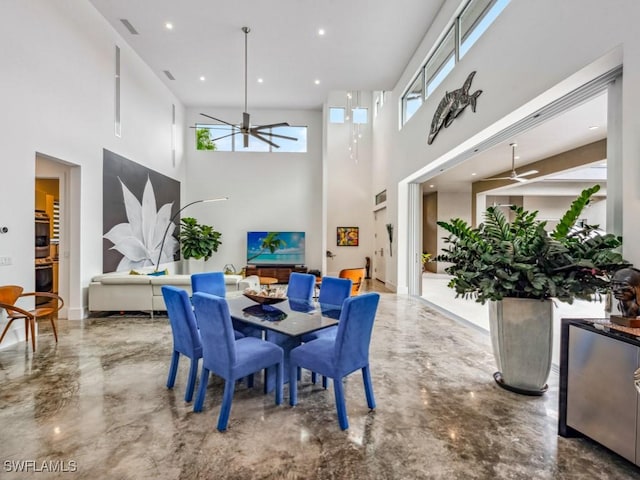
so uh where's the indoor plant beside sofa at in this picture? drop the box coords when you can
[437,185,628,395]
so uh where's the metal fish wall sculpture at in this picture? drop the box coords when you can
[427,71,482,145]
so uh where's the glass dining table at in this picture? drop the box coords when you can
[226,295,341,393]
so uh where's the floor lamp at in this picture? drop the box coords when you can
[154,197,228,272]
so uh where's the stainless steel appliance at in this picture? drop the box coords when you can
[35,211,53,305]
[35,210,50,259]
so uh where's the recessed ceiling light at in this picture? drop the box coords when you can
[199,76,205,81]
[514,155,520,160]
[257,78,263,83]
[318,28,325,36]
[165,22,173,30]
[588,125,599,130]
[314,79,320,85]
[471,172,477,176]
[429,184,435,188]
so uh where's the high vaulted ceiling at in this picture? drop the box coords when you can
[88,0,447,109]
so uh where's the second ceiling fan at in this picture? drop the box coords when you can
[198,27,297,149]
[481,143,538,183]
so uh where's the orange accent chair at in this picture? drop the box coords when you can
[338,268,366,296]
[0,285,64,351]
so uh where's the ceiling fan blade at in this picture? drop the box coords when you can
[242,112,250,131]
[200,113,239,128]
[250,129,298,141]
[254,122,290,130]
[243,132,249,148]
[514,177,529,183]
[479,176,511,181]
[251,131,280,148]
[517,169,539,177]
[190,124,236,129]
[211,132,239,142]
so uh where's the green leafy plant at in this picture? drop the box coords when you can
[436,185,629,304]
[196,128,217,151]
[179,217,222,261]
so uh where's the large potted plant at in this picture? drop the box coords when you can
[436,185,628,395]
[179,217,222,272]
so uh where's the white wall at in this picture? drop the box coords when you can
[372,0,640,291]
[0,0,186,325]
[436,191,472,273]
[524,195,607,228]
[324,92,374,277]
[184,107,323,273]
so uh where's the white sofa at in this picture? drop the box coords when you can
[88,272,243,314]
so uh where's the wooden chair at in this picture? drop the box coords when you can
[338,268,366,296]
[0,285,64,351]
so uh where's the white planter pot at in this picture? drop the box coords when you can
[489,298,553,395]
[181,259,205,275]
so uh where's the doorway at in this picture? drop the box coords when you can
[373,208,386,283]
[35,153,78,319]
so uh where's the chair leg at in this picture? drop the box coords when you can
[311,372,317,384]
[333,377,349,430]
[167,351,180,389]
[289,362,298,406]
[246,373,254,389]
[362,365,376,409]
[29,317,36,351]
[0,319,16,345]
[185,357,199,403]
[194,368,210,412]
[217,379,236,432]
[275,362,283,406]
[322,376,328,389]
[49,315,58,342]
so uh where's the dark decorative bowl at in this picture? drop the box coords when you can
[243,293,286,305]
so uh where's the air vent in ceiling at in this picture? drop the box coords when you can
[120,19,139,35]
[163,70,175,81]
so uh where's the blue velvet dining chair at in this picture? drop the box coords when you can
[303,276,353,384]
[318,276,353,306]
[192,271,253,339]
[302,276,352,344]
[161,285,203,403]
[286,272,316,302]
[192,292,284,432]
[191,271,226,297]
[289,292,380,430]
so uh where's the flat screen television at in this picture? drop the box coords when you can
[246,231,305,266]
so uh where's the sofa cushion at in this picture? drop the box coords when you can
[94,274,152,285]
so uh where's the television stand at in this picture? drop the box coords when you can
[245,266,307,284]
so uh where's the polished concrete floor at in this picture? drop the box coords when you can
[1,283,638,479]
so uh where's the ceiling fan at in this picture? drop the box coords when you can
[481,143,539,182]
[195,27,297,149]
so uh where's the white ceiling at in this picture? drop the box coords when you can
[88,0,447,109]
[425,92,608,194]
[88,0,608,192]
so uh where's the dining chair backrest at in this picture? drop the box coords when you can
[318,276,352,307]
[191,271,226,298]
[162,286,202,358]
[338,268,366,296]
[287,272,316,302]
[0,285,23,311]
[192,292,237,375]
[333,292,380,375]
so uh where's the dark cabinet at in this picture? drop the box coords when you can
[245,266,307,284]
